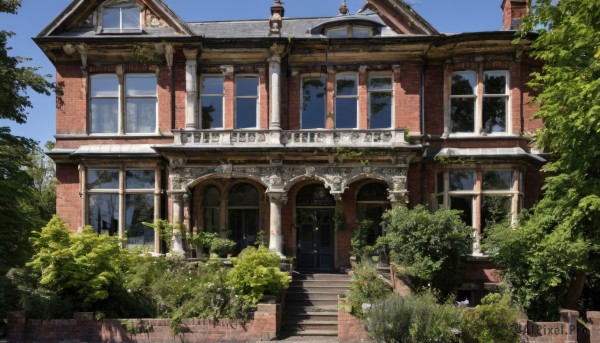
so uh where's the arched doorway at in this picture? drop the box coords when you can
[228,182,260,251]
[356,182,390,246]
[296,184,336,271]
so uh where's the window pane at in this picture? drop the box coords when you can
[450,98,475,133]
[201,77,224,95]
[483,170,514,190]
[126,75,157,96]
[302,77,326,129]
[90,74,118,97]
[203,208,220,233]
[352,27,372,38]
[437,172,444,193]
[484,71,507,95]
[336,75,357,96]
[335,98,357,128]
[369,92,392,129]
[121,6,140,30]
[357,183,389,201]
[126,98,157,133]
[126,170,155,189]
[369,77,392,91]
[236,77,258,96]
[88,194,119,235]
[201,96,223,129]
[327,27,347,38]
[482,195,511,231]
[449,170,476,191]
[203,186,221,206]
[126,194,154,250]
[91,99,118,134]
[88,169,119,189]
[228,183,259,206]
[297,184,336,207]
[235,98,257,128]
[102,7,120,29]
[450,196,473,227]
[451,71,476,95]
[482,97,507,133]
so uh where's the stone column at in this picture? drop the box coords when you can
[267,191,285,257]
[184,49,198,129]
[268,54,281,130]
[170,191,186,254]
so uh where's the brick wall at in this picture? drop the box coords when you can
[55,163,81,230]
[396,61,422,133]
[8,304,280,343]
[56,64,87,135]
[338,298,372,343]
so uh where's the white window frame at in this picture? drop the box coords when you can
[436,166,520,255]
[325,25,374,38]
[85,167,160,252]
[99,1,142,34]
[367,73,394,129]
[199,75,225,130]
[334,73,359,129]
[300,74,327,130]
[88,72,158,136]
[446,69,511,137]
[234,74,260,130]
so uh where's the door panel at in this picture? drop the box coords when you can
[297,209,335,271]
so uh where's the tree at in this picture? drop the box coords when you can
[0,0,56,273]
[378,205,473,296]
[485,0,600,319]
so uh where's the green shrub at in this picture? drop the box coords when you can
[191,231,236,257]
[348,262,392,318]
[351,218,379,259]
[366,292,463,343]
[461,293,523,343]
[227,246,291,306]
[378,205,473,295]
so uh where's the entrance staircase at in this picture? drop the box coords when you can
[281,273,352,339]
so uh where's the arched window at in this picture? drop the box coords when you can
[356,182,390,246]
[102,2,141,33]
[228,183,259,250]
[202,186,220,232]
[296,184,336,207]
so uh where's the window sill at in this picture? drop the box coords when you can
[444,133,521,140]
[55,133,174,140]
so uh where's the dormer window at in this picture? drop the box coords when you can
[102,2,141,33]
[326,25,373,38]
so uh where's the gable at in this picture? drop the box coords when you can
[361,0,439,35]
[38,0,193,37]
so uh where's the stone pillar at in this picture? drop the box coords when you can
[267,191,285,257]
[185,49,198,129]
[170,191,186,254]
[268,54,282,130]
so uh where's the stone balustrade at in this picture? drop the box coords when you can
[173,129,408,148]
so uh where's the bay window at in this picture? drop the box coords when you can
[87,168,158,251]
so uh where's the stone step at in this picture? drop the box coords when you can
[294,273,351,281]
[288,285,350,294]
[286,298,339,307]
[271,336,340,342]
[281,329,339,337]
[283,318,337,331]
[285,305,338,313]
[284,311,338,321]
[291,280,351,288]
[286,292,342,301]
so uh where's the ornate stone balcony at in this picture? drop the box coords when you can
[173,129,408,148]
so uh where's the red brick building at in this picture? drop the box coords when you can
[37,0,542,301]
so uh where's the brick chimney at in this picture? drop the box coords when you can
[501,0,529,30]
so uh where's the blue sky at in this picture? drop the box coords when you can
[0,0,505,145]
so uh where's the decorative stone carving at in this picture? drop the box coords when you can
[168,164,410,200]
[145,11,170,28]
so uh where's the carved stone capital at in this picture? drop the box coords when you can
[392,64,401,74]
[359,65,368,73]
[220,65,234,76]
[183,48,198,61]
[327,66,336,74]
[267,191,286,204]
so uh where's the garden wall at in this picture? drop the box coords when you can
[337,297,372,343]
[7,303,280,343]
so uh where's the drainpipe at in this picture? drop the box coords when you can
[171,68,176,130]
